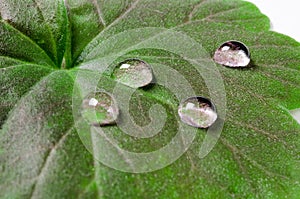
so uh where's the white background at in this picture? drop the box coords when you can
[246,0,300,42]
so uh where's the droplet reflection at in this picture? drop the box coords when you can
[213,40,250,67]
[81,91,119,126]
[178,97,217,128]
[112,59,153,88]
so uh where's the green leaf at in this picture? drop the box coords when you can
[66,0,136,64]
[1,0,300,198]
[0,0,68,67]
[0,64,53,126]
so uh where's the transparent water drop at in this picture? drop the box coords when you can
[81,91,119,126]
[178,97,217,128]
[112,59,153,88]
[213,40,250,67]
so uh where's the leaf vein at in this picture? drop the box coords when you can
[29,127,74,199]
[0,20,55,67]
[32,0,58,65]
[92,0,107,27]
[187,0,208,22]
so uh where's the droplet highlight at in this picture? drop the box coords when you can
[213,40,250,67]
[178,97,217,128]
[112,59,153,88]
[81,91,119,126]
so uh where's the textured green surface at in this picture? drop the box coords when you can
[0,0,300,198]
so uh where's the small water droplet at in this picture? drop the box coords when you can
[81,91,119,126]
[178,97,217,128]
[213,41,250,67]
[112,59,153,88]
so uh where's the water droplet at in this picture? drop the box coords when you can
[112,59,153,88]
[213,41,250,67]
[81,91,119,126]
[178,97,217,128]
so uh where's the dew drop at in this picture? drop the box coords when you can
[213,40,250,67]
[112,59,153,88]
[81,91,119,126]
[178,97,217,128]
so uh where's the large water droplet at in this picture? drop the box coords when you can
[213,41,250,67]
[112,59,153,88]
[178,97,217,128]
[81,91,119,126]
